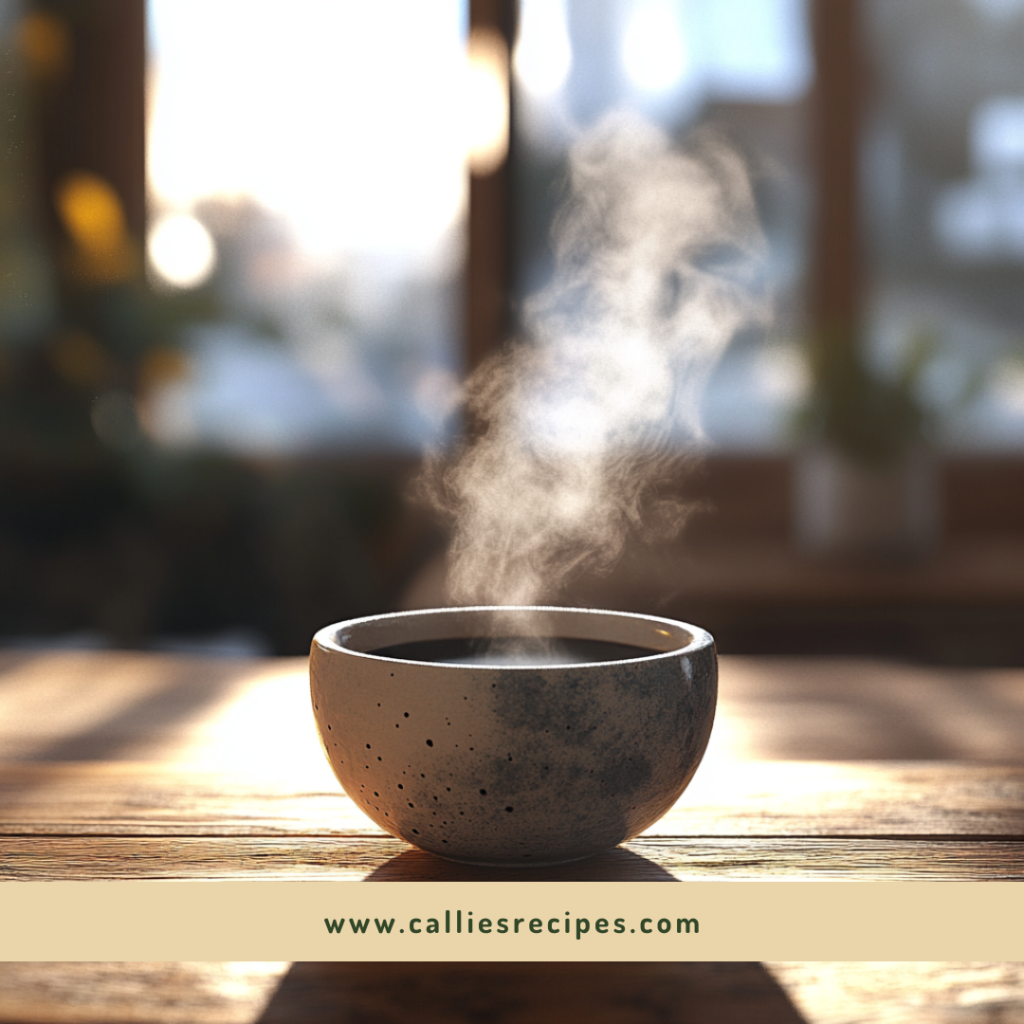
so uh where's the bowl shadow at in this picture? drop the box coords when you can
[255,962,809,1023]
[363,844,679,881]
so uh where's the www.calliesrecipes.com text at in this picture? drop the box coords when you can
[324,910,699,940]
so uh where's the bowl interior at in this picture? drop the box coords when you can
[317,606,709,668]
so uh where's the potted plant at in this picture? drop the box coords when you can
[792,327,943,560]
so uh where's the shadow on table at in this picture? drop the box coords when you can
[256,962,809,1023]
[719,658,1024,762]
[363,846,679,881]
[0,650,269,763]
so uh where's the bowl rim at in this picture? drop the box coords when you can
[311,605,714,669]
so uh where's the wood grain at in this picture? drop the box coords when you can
[0,962,1021,1024]
[4,652,1024,767]
[2,650,1021,884]
[715,657,1024,762]
[2,761,1021,839]
[1,835,1020,881]
[0,962,288,1024]
[0,651,320,774]
[766,962,1024,1024]
[2,646,1023,1021]
[0,963,805,1024]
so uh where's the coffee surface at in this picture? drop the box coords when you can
[369,637,660,667]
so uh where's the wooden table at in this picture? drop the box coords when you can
[1,649,1023,1021]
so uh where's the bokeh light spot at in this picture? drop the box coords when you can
[467,26,510,176]
[48,331,110,388]
[622,2,687,94]
[147,213,217,289]
[514,0,572,99]
[18,11,70,81]
[55,172,127,254]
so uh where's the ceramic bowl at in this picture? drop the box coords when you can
[309,606,716,867]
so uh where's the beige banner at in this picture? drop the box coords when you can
[1,882,1020,961]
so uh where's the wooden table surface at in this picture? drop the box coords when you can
[1,648,1022,1021]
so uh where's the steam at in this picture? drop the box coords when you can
[423,112,767,609]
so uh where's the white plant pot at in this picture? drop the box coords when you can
[793,446,940,559]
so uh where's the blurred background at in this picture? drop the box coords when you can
[2,0,1024,661]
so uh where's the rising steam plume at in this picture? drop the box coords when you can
[421,112,767,610]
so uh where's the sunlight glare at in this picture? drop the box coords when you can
[147,1,466,263]
[622,1,687,94]
[467,26,510,175]
[514,0,572,99]
[147,213,217,288]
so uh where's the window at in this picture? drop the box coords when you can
[144,0,467,454]
[863,0,1024,449]
[510,0,814,451]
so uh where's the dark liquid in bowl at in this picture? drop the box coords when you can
[369,637,661,667]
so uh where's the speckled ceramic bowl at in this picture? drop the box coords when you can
[309,606,716,867]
